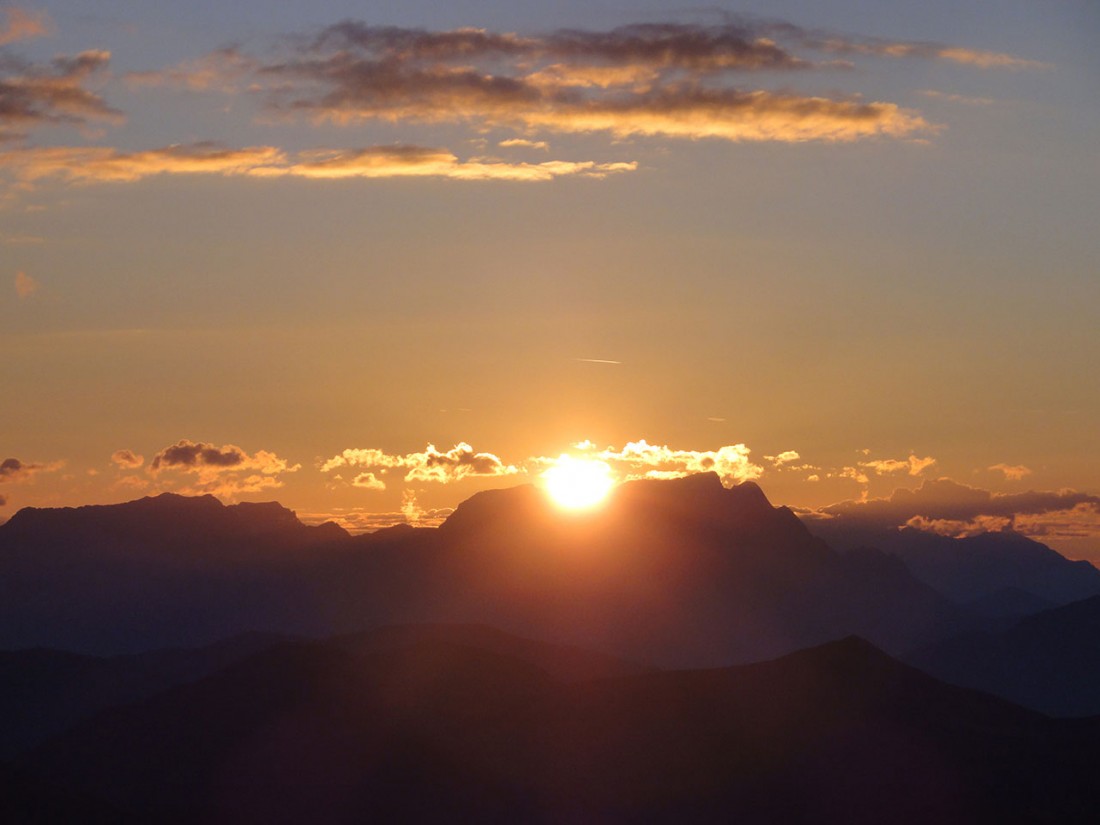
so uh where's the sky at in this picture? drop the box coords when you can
[2,1,1099,561]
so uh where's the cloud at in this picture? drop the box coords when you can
[0,7,51,46]
[146,439,299,499]
[592,439,763,485]
[820,478,1100,536]
[989,463,1031,481]
[322,442,518,485]
[766,450,800,467]
[763,21,1048,70]
[859,453,936,476]
[124,47,256,92]
[351,472,385,490]
[0,50,122,138]
[0,142,635,185]
[110,448,144,469]
[14,269,36,297]
[918,89,997,107]
[0,456,61,482]
[498,138,548,150]
[162,19,929,145]
[0,143,287,183]
[298,503,454,532]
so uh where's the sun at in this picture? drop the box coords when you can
[542,455,615,510]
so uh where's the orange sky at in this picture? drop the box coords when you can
[2,1,1098,562]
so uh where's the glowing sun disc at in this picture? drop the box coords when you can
[543,455,614,510]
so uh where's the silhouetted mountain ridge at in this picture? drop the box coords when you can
[1,475,972,663]
[910,593,1100,716]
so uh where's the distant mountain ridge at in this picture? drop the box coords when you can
[2,475,973,663]
[909,594,1100,717]
[803,517,1100,609]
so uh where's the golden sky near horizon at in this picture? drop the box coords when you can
[2,1,1098,561]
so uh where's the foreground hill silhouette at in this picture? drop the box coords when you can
[0,475,972,665]
[20,634,1100,824]
[0,624,647,759]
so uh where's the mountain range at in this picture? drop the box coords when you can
[2,474,973,665]
[5,474,1100,821]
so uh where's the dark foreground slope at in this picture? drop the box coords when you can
[0,625,647,759]
[909,594,1100,717]
[0,631,294,758]
[21,635,1100,824]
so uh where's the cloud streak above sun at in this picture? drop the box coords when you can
[0,14,1044,196]
[0,143,634,184]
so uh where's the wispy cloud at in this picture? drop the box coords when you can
[819,477,1100,536]
[322,442,518,487]
[590,439,763,485]
[110,448,144,469]
[859,453,937,477]
[0,6,51,46]
[143,439,300,500]
[0,49,122,140]
[13,269,36,297]
[0,142,635,185]
[0,455,62,482]
[989,463,1032,481]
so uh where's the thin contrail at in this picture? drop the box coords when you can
[576,358,622,365]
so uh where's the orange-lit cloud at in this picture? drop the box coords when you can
[0,50,121,139]
[0,456,62,506]
[592,439,763,485]
[144,439,299,500]
[820,477,1100,529]
[0,142,635,185]
[766,450,801,467]
[0,7,51,46]
[859,453,937,476]
[110,448,144,469]
[918,89,997,107]
[298,503,454,532]
[989,463,1032,481]
[322,442,518,486]
[1,456,61,482]
[154,20,930,145]
[124,47,256,92]
[498,138,549,150]
[14,270,37,297]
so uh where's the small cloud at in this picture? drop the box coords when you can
[592,439,763,486]
[706,417,726,423]
[918,89,997,107]
[14,271,38,298]
[576,358,621,365]
[322,442,518,485]
[839,466,870,485]
[110,449,144,469]
[859,453,936,477]
[351,471,386,490]
[0,456,62,482]
[0,143,637,185]
[765,450,801,467]
[0,7,52,46]
[989,463,1032,482]
[498,138,549,150]
[147,439,299,500]
[401,490,423,524]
